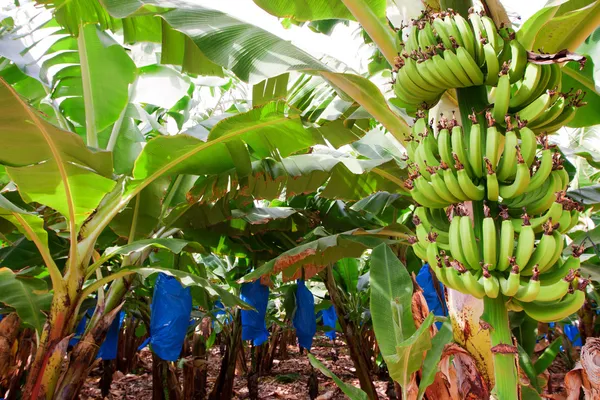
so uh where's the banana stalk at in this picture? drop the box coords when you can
[483,295,519,400]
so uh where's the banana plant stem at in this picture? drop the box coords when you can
[484,295,519,400]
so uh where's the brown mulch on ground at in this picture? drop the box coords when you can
[80,336,392,400]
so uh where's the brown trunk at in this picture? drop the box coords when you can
[0,313,20,386]
[117,316,146,374]
[579,298,595,342]
[22,292,75,399]
[4,328,33,400]
[152,353,182,400]
[53,305,123,400]
[323,266,379,400]
[100,360,114,397]
[209,312,242,400]
[183,357,207,400]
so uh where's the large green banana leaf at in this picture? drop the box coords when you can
[0,79,115,233]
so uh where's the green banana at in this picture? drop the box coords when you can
[509,63,542,109]
[461,269,486,298]
[481,15,503,53]
[483,42,500,85]
[518,125,537,167]
[443,49,474,86]
[519,289,585,323]
[497,208,515,271]
[450,123,474,177]
[482,267,500,298]
[484,114,504,169]
[468,12,486,64]
[482,207,497,270]
[430,170,462,203]
[496,128,518,182]
[492,72,510,124]
[540,255,580,285]
[521,221,558,275]
[515,213,535,269]
[514,268,541,302]
[449,215,469,266]
[528,148,554,192]
[499,146,531,199]
[513,201,563,233]
[437,127,456,171]
[456,46,484,85]
[468,120,484,178]
[442,167,470,201]
[508,39,527,83]
[460,214,482,270]
[453,13,476,60]
[536,271,575,302]
[517,91,554,124]
[499,263,520,297]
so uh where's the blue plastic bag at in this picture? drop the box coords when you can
[321,305,337,340]
[146,273,193,361]
[69,311,90,347]
[241,280,269,346]
[564,324,583,346]
[416,264,448,328]
[293,280,316,350]
[98,311,125,360]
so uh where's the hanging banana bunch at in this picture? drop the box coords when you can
[400,8,589,324]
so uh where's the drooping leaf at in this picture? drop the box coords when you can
[0,79,116,231]
[370,243,431,388]
[562,59,600,128]
[568,183,600,205]
[417,321,453,399]
[103,238,204,259]
[308,353,368,400]
[0,194,48,248]
[188,153,406,207]
[252,0,360,21]
[530,0,600,53]
[0,268,53,333]
[240,226,406,282]
[127,101,352,201]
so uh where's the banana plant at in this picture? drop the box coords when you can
[2,0,600,399]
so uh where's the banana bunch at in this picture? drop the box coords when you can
[404,112,570,216]
[411,204,588,322]
[393,8,584,125]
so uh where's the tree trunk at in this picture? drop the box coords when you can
[100,360,114,397]
[3,328,33,400]
[152,353,182,400]
[209,312,242,400]
[0,313,20,387]
[323,265,379,400]
[53,305,123,400]
[183,357,207,400]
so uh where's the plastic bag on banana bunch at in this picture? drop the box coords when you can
[416,263,448,329]
[293,280,317,350]
[240,279,270,346]
[138,273,192,361]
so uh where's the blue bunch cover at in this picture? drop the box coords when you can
[69,311,90,347]
[240,280,269,346]
[293,280,316,350]
[97,311,125,360]
[416,264,448,328]
[321,305,337,340]
[147,273,193,361]
[564,324,583,346]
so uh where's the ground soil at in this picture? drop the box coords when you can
[80,335,391,400]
